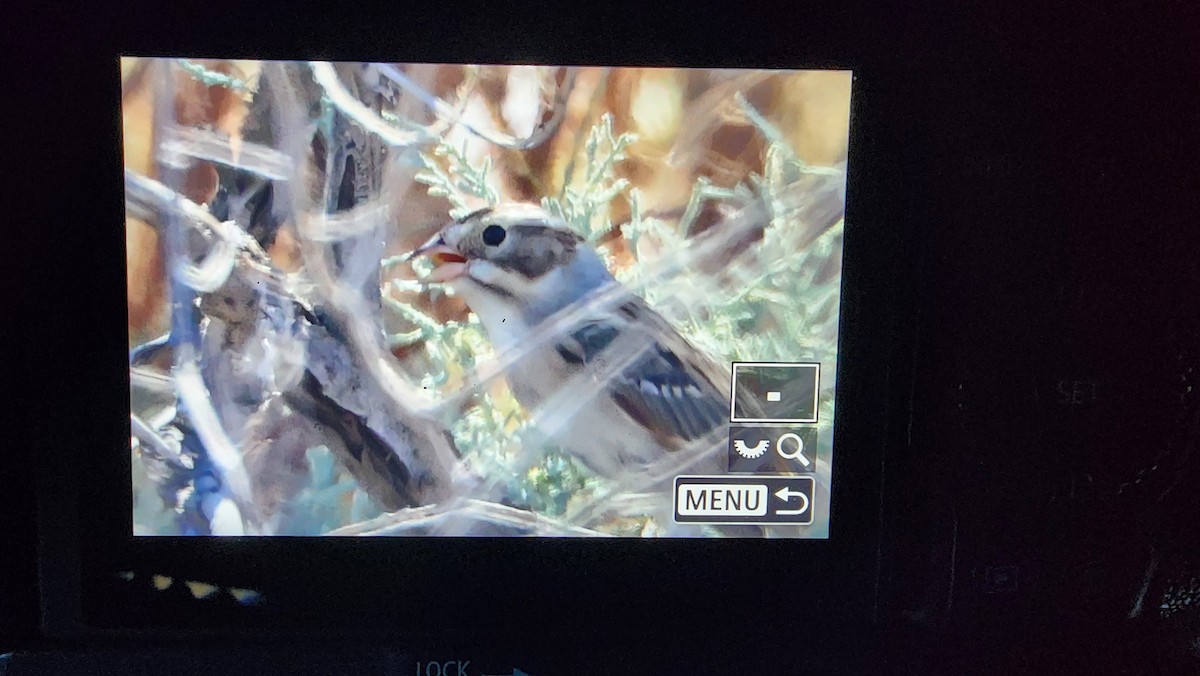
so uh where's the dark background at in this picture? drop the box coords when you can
[6,0,1200,673]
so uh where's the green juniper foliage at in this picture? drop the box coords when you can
[617,97,842,442]
[540,113,636,242]
[176,59,254,95]
[413,139,501,220]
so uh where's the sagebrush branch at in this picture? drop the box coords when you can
[268,61,467,506]
[325,498,612,537]
[126,164,466,516]
[130,413,191,470]
[372,63,480,141]
[124,169,290,297]
[377,64,577,151]
[160,125,294,180]
[150,58,259,533]
[309,62,430,148]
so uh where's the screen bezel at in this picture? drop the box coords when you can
[43,15,916,656]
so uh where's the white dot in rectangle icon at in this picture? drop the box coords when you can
[766,391,781,402]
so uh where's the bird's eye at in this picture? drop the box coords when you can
[482,224,506,246]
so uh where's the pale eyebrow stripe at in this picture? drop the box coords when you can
[456,207,494,223]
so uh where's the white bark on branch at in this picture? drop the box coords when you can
[160,125,294,180]
[130,413,192,470]
[375,64,576,151]
[325,498,612,537]
[124,169,290,297]
[309,62,430,148]
[267,61,468,506]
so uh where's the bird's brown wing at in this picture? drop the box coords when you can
[555,296,760,451]
[605,298,795,474]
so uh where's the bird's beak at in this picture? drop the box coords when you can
[407,232,469,283]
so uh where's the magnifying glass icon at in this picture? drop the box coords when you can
[776,432,811,468]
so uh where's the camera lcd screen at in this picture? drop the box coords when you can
[124,59,850,539]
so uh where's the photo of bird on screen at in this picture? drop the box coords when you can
[122,59,848,538]
[408,204,772,481]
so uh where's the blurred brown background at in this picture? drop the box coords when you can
[121,60,850,347]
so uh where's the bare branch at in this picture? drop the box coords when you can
[149,59,258,533]
[177,237,240,293]
[373,63,480,140]
[159,125,294,180]
[309,62,429,147]
[308,61,574,164]
[130,413,192,470]
[172,346,256,520]
[377,65,577,151]
[292,225,463,499]
[267,61,464,506]
[124,169,261,257]
[325,498,612,537]
[127,169,430,515]
[124,168,293,299]
[292,199,392,242]
[130,366,176,394]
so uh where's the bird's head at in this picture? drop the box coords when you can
[408,203,614,322]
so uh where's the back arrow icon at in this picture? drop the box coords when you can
[774,486,810,515]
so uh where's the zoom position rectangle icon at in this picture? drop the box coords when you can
[730,362,821,423]
[728,426,818,473]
